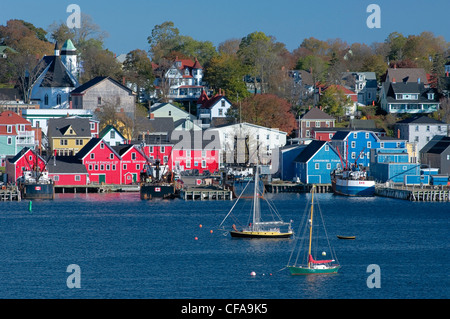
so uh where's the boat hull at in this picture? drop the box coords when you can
[230,230,293,238]
[332,178,375,197]
[288,265,340,275]
[21,183,54,200]
[337,235,355,240]
[140,184,175,200]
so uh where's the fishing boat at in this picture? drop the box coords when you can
[331,147,375,197]
[140,158,176,200]
[219,165,293,239]
[19,170,55,200]
[287,185,340,275]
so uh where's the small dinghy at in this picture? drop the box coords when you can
[337,235,355,240]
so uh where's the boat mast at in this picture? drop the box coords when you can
[307,185,315,268]
[252,164,260,231]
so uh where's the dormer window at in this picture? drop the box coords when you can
[184,69,189,75]
[176,61,182,67]
[427,93,435,100]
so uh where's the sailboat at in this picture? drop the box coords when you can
[219,165,293,239]
[287,185,340,275]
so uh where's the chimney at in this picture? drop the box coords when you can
[392,78,396,83]
[150,113,154,120]
[446,71,449,77]
[397,129,400,139]
[122,76,126,85]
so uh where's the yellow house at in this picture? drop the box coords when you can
[47,118,93,156]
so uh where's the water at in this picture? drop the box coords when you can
[0,192,448,299]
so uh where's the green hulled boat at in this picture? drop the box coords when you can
[287,185,340,275]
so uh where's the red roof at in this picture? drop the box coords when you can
[0,111,32,125]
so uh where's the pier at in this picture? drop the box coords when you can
[0,186,21,201]
[180,187,233,201]
[265,183,332,194]
[55,184,140,194]
[375,185,450,202]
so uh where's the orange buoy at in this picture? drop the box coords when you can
[210,230,213,234]
[194,237,198,240]
[199,224,202,228]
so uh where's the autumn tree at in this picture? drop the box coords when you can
[318,86,352,118]
[123,49,155,96]
[234,94,296,134]
[204,53,250,103]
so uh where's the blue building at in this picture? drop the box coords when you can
[370,148,420,183]
[278,144,307,181]
[294,140,341,184]
[330,130,407,168]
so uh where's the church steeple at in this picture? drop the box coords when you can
[54,41,60,56]
[61,39,78,77]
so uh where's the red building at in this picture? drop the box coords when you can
[5,147,47,183]
[76,138,122,184]
[47,158,89,186]
[113,144,148,184]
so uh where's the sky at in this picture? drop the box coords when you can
[1,0,449,55]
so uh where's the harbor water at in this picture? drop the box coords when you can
[0,192,448,299]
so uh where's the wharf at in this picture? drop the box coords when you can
[265,183,331,194]
[55,184,140,193]
[375,185,450,202]
[180,187,233,201]
[0,186,21,201]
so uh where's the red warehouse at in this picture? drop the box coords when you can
[76,138,122,184]
[47,158,89,186]
[113,144,148,184]
[5,147,47,183]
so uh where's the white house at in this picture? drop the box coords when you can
[30,40,79,109]
[394,115,449,153]
[208,122,287,166]
[197,90,232,129]
[150,102,201,131]
[22,109,94,136]
[99,125,127,146]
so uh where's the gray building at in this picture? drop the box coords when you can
[394,116,449,154]
[420,136,450,175]
[70,76,136,120]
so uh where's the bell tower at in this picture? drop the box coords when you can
[60,39,78,77]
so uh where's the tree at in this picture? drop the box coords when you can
[318,86,352,118]
[173,36,217,66]
[204,53,250,103]
[80,46,123,82]
[296,55,328,83]
[236,94,296,134]
[123,49,155,96]
[147,21,180,64]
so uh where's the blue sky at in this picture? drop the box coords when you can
[1,0,449,55]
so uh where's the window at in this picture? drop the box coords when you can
[56,94,62,105]
[367,142,371,148]
[326,163,331,169]
[194,161,198,167]
[380,142,384,148]
[351,152,356,159]
[365,133,369,139]
[202,150,206,157]
[325,145,329,151]
[100,164,104,170]
[426,126,430,132]
[98,97,102,105]
[186,161,191,168]
[7,125,12,133]
[168,111,171,116]
[90,153,95,159]
[123,164,127,170]
[163,156,168,163]
[326,121,330,127]
[329,133,333,140]
[149,146,153,153]
[61,139,68,146]
[112,164,116,171]
[100,143,104,149]
[438,126,442,131]
[306,130,310,137]
[306,121,310,127]
[414,136,419,142]
[426,136,430,142]
[19,125,25,132]
[90,123,95,130]
[136,164,140,170]
[131,153,136,160]
[201,160,206,168]
[53,175,59,181]
[315,163,319,169]
[351,141,356,148]
[94,165,98,170]
[415,125,419,132]
[218,109,223,116]
[106,165,110,171]
[109,153,114,159]
[44,94,49,105]
[110,131,115,139]
[7,136,12,145]
[316,121,321,127]
[161,146,165,153]
[88,165,93,170]
[75,175,81,182]
[353,132,357,139]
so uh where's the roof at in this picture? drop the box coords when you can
[0,111,31,125]
[47,118,92,138]
[331,131,351,141]
[396,115,445,125]
[99,125,126,140]
[384,82,439,104]
[8,147,45,165]
[294,140,327,163]
[300,107,335,120]
[349,119,377,130]
[70,76,134,95]
[39,56,76,88]
[386,68,428,84]
[421,136,450,154]
[137,117,175,134]
[47,157,88,174]
[198,94,231,109]
[61,39,76,51]
[75,138,122,160]
[112,144,147,159]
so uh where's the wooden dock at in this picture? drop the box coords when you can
[0,186,21,201]
[55,184,140,193]
[180,187,233,201]
[265,183,331,194]
[375,186,450,202]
